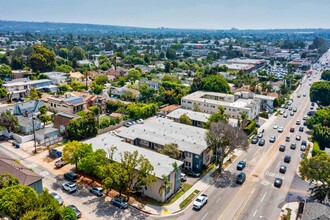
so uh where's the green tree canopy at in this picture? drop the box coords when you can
[70,46,85,61]
[310,81,330,106]
[202,75,230,93]
[29,45,56,73]
[0,110,20,133]
[157,143,181,159]
[179,114,192,125]
[166,48,177,60]
[66,111,98,140]
[62,140,93,170]
[94,74,108,85]
[0,64,12,78]
[299,154,330,202]
[55,64,74,73]
[321,70,330,81]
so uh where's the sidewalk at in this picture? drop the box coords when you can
[138,149,244,215]
[279,202,300,220]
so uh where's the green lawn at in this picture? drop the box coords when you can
[164,183,192,205]
[179,190,200,209]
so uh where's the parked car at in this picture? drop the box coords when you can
[296,135,301,141]
[90,186,103,196]
[186,170,201,178]
[64,172,78,182]
[278,127,283,133]
[296,120,301,125]
[257,132,263,138]
[251,136,259,144]
[67,205,82,218]
[285,136,290,142]
[300,145,306,151]
[237,161,246,170]
[301,140,307,146]
[279,145,286,152]
[236,172,246,184]
[259,139,265,146]
[293,108,297,112]
[181,173,187,182]
[136,119,144,124]
[274,178,283,188]
[279,165,287,174]
[269,135,276,143]
[54,158,67,168]
[62,182,77,193]
[290,128,295,133]
[290,143,297,149]
[124,121,133,127]
[111,197,128,209]
[284,155,291,163]
[288,107,292,111]
[290,112,294,116]
[50,192,64,205]
[299,127,304,132]
[283,113,288,118]
[273,124,278,129]
[193,194,208,210]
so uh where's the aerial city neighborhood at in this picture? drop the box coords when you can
[0,20,330,220]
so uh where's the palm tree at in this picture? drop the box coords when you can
[159,174,172,200]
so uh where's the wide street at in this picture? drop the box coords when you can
[149,65,323,220]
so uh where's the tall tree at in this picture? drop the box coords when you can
[29,45,56,73]
[202,75,230,93]
[310,81,330,106]
[0,174,19,189]
[299,154,330,202]
[29,87,39,99]
[0,64,12,78]
[179,114,193,125]
[205,121,249,171]
[0,110,20,133]
[157,143,181,159]
[204,106,229,129]
[62,141,93,170]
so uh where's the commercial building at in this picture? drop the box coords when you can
[84,133,183,202]
[181,91,260,120]
[117,117,211,173]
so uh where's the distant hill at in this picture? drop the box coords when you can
[0,20,330,35]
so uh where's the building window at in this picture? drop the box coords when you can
[195,155,199,159]
[185,152,191,158]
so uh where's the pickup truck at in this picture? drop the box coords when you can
[54,158,67,168]
[193,194,208,210]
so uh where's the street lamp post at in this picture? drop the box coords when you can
[32,116,37,154]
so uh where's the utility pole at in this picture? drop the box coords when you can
[32,116,37,154]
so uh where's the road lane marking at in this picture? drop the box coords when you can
[276,161,281,168]
[234,188,256,220]
[261,192,267,203]
[218,187,244,220]
[216,197,222,203]
[261,180,269,186]
[201,212,208,220]
[253,210,257,217]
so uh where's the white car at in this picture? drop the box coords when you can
[278,127,284,133]
[136,119,144,124]
[193,194,208,210]
[273,124,278,129]
[62,182,77,193]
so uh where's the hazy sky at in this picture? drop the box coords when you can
[0,0,329,29]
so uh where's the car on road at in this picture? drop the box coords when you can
[259,139,265,146]
[111,197,128,209]
[257,132,263,138]
[50,192,64,205]
[193,194,208,210]
[284,155,291,163]
[285,136,290,142]
[301,140,307,146]
[303,121,307,126]
[274,178,283,188]
[64,172,78,182]
[279,145,286,152]
[299,127,304,132]
[285,105,289,109]
[186,170,201,178]
[297,94,301,98]
[296,135,301,141]
[278,126,284,133]
[279,165,287,174]
[290,112,294,116]
[90,186,104,196]
[296,120,301,125]
[283,113,288,118]
[290,128,295,133]
[303,93,306,97]
[307,111,313,116]
[280,110,285,115]
[251,136,259,144]
[236,172,246,184]
[136,119,144,124]
[62,182,77,193]
[288,106,292,111]
[290,143,297,149]
[54,158,67,168]
[237,161,246,170]
[67,205,82,218]
[273,124,278,129]
[181,173,187,182]
[269,135,276,143]
[303,116,308,120]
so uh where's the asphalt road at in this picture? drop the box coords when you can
[149,68,322,220]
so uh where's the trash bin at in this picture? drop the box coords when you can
[56,151,62,157]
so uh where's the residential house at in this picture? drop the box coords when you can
[109,86,141,99]
[302,202,330,220]
[0,152,43,194]
[41,94,86,114]
[117,117,212,173]
[13,100,43,116]
[17,116,42,135]
[85,133,183,202]
[11,70,31,79]
[158,105,181,115]
[43,72,70,85]
[139,79,161,91]
[69,71,85,83]
[53,112,79,134]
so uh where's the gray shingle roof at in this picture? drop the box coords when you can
[117,117,208,155]
[84,133,183,179]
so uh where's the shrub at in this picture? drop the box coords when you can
[259,112,269,119]
[243,120,257,135]
[311,142,326,157]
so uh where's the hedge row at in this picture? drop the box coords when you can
[243,120,257,135]
[311,142,326,157]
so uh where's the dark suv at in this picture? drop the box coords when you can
[284,155,291,163]
[236,172,246,184]
[64,172,78,182]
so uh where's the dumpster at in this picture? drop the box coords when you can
[15,143,20,148]
[56,151,62,157]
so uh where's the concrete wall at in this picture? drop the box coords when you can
[11,133,34,143]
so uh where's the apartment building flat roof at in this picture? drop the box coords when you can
[117,117,208,155]
[167,108,210,123]
[84,133,183,179]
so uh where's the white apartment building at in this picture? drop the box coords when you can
[181,91,260,120]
